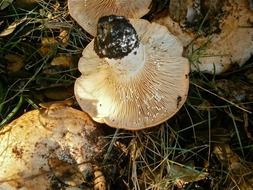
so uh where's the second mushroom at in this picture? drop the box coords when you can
[75,15,189,130]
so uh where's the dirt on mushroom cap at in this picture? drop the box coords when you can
[154,0,253,74]
[0,104,108,189]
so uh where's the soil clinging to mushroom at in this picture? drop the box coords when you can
[0,103,110,190]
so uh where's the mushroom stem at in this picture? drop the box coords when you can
[94,15,146,81]
[104,44,146,80]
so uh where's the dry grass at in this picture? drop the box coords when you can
[0,1,253,190]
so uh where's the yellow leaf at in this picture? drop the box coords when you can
[39,37,58,55]
[0,17,27,37]
[50,55,72,68]
[5,54,25,73]
[58,29,69,45]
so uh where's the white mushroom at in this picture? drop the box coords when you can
[74,15,189,130]
[155,0,253,74]
[68,0,152,36]
[0,103,108,190]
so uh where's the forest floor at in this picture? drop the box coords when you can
[0,1,253,190]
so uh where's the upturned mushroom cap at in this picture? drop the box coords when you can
[74,15,189,130]
[68,0,152,36]
[155,0,253,74]
[0,103,108,189]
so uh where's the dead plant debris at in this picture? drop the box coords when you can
[0,0,253,190]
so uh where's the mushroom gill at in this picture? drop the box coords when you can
[74,16,189,130]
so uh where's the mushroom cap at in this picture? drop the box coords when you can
[74,18,189,130]
[155,0,253,74]
[0,104,107,189]
[68,0,152,36]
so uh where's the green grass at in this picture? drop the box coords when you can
[0,0,90,126]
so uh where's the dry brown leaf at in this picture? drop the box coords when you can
[139,163,208,189]
[5,54,25,73]
[39,37,58,55]
[41,37,58,46]
[15,0,38,9]
[213,144,253,190]
[0,17,27,37]
[43,85,74,100]
[50,55,72,68]
[39,30,69,55]
[58,29,70,45]
[168,164,208,188]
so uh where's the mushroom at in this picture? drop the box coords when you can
[74,15,189,130]
[154,0,253,74]
[68,0,152,36]
[0,102,108,190]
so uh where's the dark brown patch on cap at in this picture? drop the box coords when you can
[94,15,139,59]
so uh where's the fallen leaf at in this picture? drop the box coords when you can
[139,163,208,189]
[41,37,58,46]
[58,29,70,45]
[168,164,208,188]
[15,0,38,9]
[38,30,70,55]
[43,85,74,100]
[50,55,72,68]
[213,144,253,190]
[39,37,58,55]
[0,17,27,37]
[5,54,25,73]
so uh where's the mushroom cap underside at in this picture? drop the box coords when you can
[0,105,106,189]
[68,0,152,36]
[74,19,190,130]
